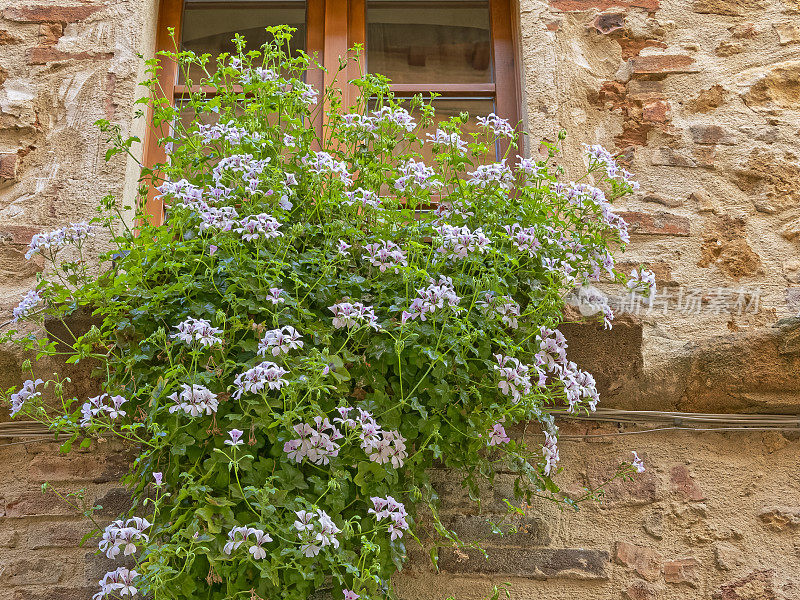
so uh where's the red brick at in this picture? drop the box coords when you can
[0,224,41,245]
[27,47,113,65]
[0,153,19,182]
[670,465,706,501]
[617,211,691,236]
[2,6,103,24]
[551,0,659,10]
[630,55,699,75]
[643,99,671,123]
[38,22,63,46]
[615,541,662,581]
[664,557,701,587]
[0,30,20,45]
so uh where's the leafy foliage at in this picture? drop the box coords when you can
[2,28,648,600]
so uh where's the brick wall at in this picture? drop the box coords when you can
[1,1,799,599]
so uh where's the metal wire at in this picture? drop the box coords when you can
[3,407,800,442]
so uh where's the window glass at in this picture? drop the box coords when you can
[366,0,493,85]
[181,0,307,82]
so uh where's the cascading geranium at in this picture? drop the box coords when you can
[3,28,649,600]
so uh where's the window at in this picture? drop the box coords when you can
[143,0,520,222]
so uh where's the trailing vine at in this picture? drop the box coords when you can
[2,28,649,600]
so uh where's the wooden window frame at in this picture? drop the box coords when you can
[143,0,521,224]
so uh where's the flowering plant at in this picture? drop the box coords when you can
[2,28,649,600]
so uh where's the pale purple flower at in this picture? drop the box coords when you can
[487,422,510,446]
[235,213,282,241]
[627,268,657,297]
[80,393,128,426]
[171,317,223,348]
[435,224,490,260]
[267,287,285,305]
[9,378,43,417]
[337,239,352,256]
[343,188,382,209]
[493,354,534,402]
[152,472,163,486]
[426,129,467,152]
[223,526,252,555]
[232,362,289,399]
[12,290,41,322]
[477,292,520,329]
[467,160,514,190]
[225,429,244,447]
[368,430,407,469]
[294,509,341,557]
[98,518,150,560]
[476,113,515,138]
[394,159,439,192]
[329,301,379,331]
[167,384,218,417]
[301,151,350,184]
[343,591,360,600]
[259,326,304,357]
[284,418,343,465]
[363,240,408,272]
[25,222,95,260]
[208,245,218,256]
[402,276,461,324]
[248,528,273,559]
[94,567,139,599]
[542,431,560,476]
[368,495,409,540]
[372,106,416,131]
[631,451,645,473]
[503,224,541,257]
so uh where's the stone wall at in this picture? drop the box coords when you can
[0,1,798,599]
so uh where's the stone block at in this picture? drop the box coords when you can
[27,47,113,65]
[550,0,659,10]
[758,506,800,530]
[0,30,20,45]
[670,465,706,501]
[28,450,128,484]
[26,520,92,550]
[650,147,697,168]
[616,211,691,236]
[442,513,551,546]
[622,580,660,600]
[439,546,610,579]
[615,541,662,581]
[774,21,800,44]
[0,559,64,586]
[693,0,764,16]
[690,124,736,145]
[630,55,699,75]
[664,557,701,587]
[713,570,775,599]
[643,99,671,123]
[13,589,94,600]
[687,84,727,113]
[0,153,19,183]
